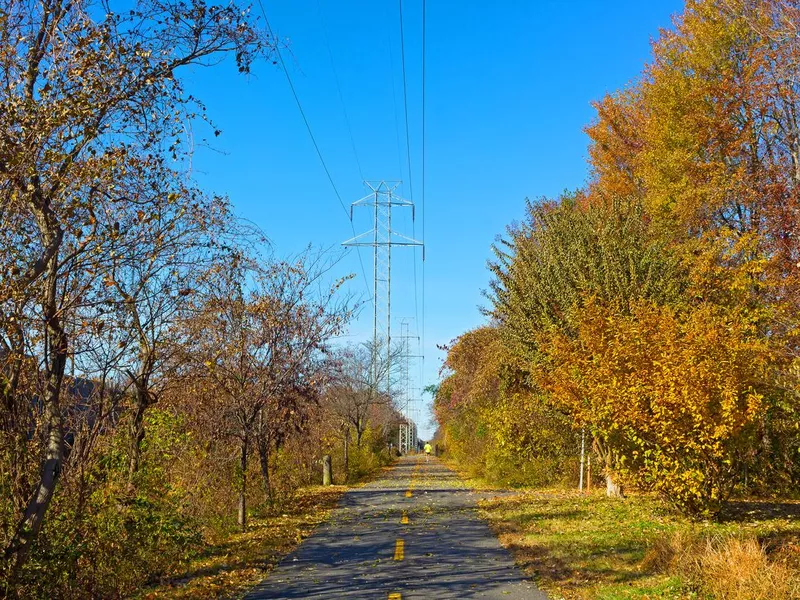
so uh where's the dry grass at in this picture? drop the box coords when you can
[645,533,800,599]
[700,537,799,600]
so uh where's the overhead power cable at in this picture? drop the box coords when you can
[398,0,421,349]
[385,4,406,189]
[421,0,427,395]
[316,0,364,182]
[398,0,415,205]
[256,0,372,302]
[422,0,427,255]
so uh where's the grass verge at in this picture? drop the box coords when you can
[136,485,347,600]
[477,488,800,599]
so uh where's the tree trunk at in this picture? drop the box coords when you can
[256,409,273,502]
[127,381,150,487]
[238,435,248,532]
[4,257,67,576]
[356,419,364,447]
[343,427,349,483]
[579,428,585,492]
[258,436,271,502]
[322,454,332,486]
[605,473,624,498]
[594,436,624,498]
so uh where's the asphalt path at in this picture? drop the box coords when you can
[244,455,547,600]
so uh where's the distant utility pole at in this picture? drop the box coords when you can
[343,181,423,420]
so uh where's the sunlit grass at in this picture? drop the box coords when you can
[478,488,800,599]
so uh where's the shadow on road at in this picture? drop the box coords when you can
[245,456,546,599]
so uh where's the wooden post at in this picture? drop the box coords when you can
[322,454,332,486]
[343,431,349,483]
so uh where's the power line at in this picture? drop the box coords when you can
[398,0,415,205]
[421,0,427,399]
[422,0,427,254]
[398,0,421,365]
[256,0,372,302]
[316,0,364,182]
[258,1,347,219]
[385,4,406,190]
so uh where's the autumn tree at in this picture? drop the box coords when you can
[325,340,404,480]
[542,300,773,516]
[584,0,800,491]
[488,194,685,495]
[434,326,575,485]
[586,0,800,339]
[105,188,259,486]
[180,250,353,529]
[0,0,269,575]
[255,377,320,502]
[432,0,800,517]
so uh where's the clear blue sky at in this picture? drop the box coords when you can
[186,0,685,438]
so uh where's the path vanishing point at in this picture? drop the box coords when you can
[244,455,548,599]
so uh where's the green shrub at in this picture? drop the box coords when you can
[11,409,202,598]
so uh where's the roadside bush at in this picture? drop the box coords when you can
[543,300,773,516]
[643,532,800,599]
[435,326,577,488]
[347,426,393,481]
[480,391,577,487]
[11,410,202,598]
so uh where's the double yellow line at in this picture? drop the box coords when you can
[395,511,410,560]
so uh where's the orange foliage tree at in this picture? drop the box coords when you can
[540,300,774,516]
[583,0,800,494]
[436,0,800,518]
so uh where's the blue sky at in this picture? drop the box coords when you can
[187,0,685,437]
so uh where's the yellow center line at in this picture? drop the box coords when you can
[388,594,402,600]
[400,510,409,525]
[405,459,421,497]
[394,538,405,561]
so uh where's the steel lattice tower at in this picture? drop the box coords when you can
[397,319,421,451]
[343,181,423,447]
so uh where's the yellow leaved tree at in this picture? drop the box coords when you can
[541,299,773,516]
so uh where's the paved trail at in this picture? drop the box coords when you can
[245,455,546,599]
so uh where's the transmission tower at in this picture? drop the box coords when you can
[397,319,422,452]
[343,181,423,449]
